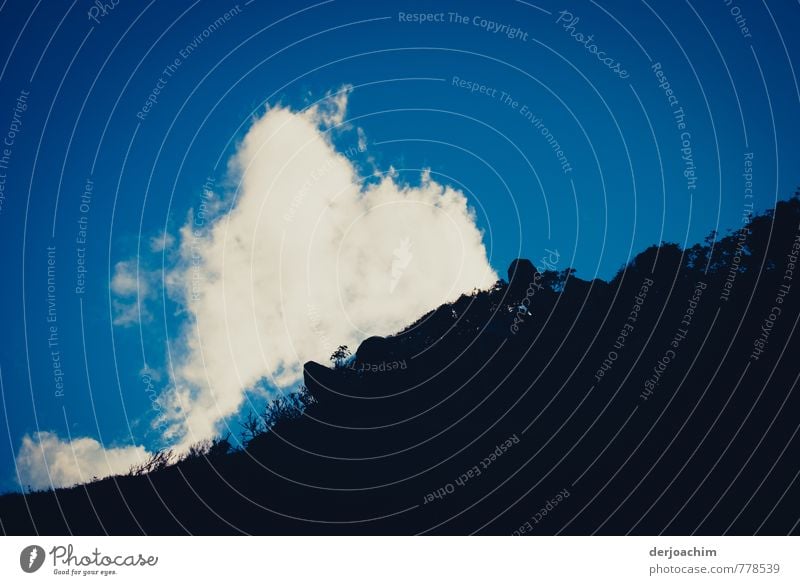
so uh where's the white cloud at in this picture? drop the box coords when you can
[149,230,175,253]
[111,260,155,327]
[357,127,368,152]
[15,432,150,490]
[110,260,146,296]
[306,85,351,128]
[158,91,497,449]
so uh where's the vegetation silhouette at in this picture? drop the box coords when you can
[2,192,799,535]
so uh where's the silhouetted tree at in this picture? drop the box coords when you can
[240,410,263,445]
[128,449,173,476]
[330,345,351,368]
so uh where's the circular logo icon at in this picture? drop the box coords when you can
[19,545,46,573]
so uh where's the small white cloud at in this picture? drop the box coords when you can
[306,85,352,128]
[16,432,150,490]
[149,231,175,253]
[139,365,162,382]
[111,260,156,327]
[110,260,146,296]
[357,127,368,152]
[112,300,143,327]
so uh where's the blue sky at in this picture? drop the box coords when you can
[0,0,798,492]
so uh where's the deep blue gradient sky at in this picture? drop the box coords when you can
[0,0,798,492]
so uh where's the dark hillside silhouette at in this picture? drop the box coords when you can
[2,193,800,535]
